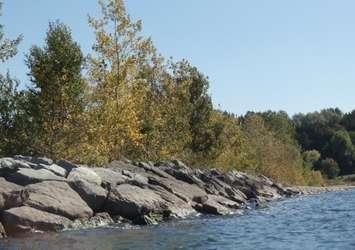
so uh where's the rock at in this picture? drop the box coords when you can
[6,168,66,185]
[0,222,6,238]
[70,180,108,212]
[57,159,77,173]
[137,162,171,179]
[193,195,232,215]
[24,181,93,220]
[0,158,30,174]
[122,170,149,188]
[68,212,114,230]
[92,168,128,189]
[1,206,71,236]
[148,184,196,218]
[39,163,67,177]
[0,177,23,210]
[67,166,102,186]
[104,184,169,221]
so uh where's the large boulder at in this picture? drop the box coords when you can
[0,177,23,210]
[1,206,71,236]
[70,180,108,212]
[6,168,66,186]
[67,166,102,186]
[104,184,169,221]
[23,181,93,220]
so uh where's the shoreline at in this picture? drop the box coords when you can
[0,156,353,238]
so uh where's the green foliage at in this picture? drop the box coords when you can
[317,158,340,179]
[26,21,86,159]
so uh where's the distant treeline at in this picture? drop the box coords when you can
[1,0,354,185]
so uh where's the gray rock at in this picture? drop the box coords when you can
[92,168,128,189]
[0,158,31,173]
[24,181,93,220]
[39,163,67,177]
[6,168,66,186]
[67,166,102,186]
[70,180,108,212]
[1,206,71,236]
[104,184,168,220]
[193,195,232,215]
[57,159,77,173]
[0,177,23,210]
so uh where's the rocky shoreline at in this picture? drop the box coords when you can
[0,156,351,238]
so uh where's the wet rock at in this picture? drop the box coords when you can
[67,166,102,186]
[0,177,23,210]
[24,181,93,220]
[0,222,6,238]
[68,212,114,230]
[6,168,66,186]
[1,206,71,236]
[70,180,108,212]
[104,184,169,221]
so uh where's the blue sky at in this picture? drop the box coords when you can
[1,0,355,115]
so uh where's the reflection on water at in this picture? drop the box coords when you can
[2,191,355,250]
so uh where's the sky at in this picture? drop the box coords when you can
[1,0,355,116]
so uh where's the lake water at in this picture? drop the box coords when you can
[1,190,355,250]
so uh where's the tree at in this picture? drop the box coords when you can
[0,2,22,62]
[317,158,340,179]
[87,0,160,162]
[0,2,24,156]
[323,130,355,175]
[26,21,85,159]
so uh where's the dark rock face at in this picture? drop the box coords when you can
[1,206,71,236]
[0,156,298,237]
[23,181,93,220]
[6,168,66,186]
[105,184,168,221]
[0,177,23,210]
[69,180,108,212]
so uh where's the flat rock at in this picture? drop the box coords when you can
[67,166,102,186]
[1,206,71,236]
[0,177,23,210]
[70,180,108,212]
[24,181,93,220]
[104,184,168,220]
[6,168,66,185]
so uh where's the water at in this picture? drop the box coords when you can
[1,191,355,250]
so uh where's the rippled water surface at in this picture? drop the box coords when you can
[1,191,355,250]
